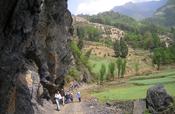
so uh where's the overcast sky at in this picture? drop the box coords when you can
[68,0,161,15]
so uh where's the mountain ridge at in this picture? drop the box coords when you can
[112,0,167,20]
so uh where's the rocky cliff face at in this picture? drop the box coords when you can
[0,0,73,114]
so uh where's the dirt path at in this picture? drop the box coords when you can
[57,101,94,114]
[43,84,119,114]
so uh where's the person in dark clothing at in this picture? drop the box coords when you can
[76,91,81,102]
[60,89,65,105]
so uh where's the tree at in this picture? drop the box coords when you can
[100,64,106,84]
[152,32,160,49]
[113,40,120,57]
[143,31,153,49]
[116,57,122,78]
[113,39,128,58]
[76,27,85,39]
[120,39,128,58]
[121,59,127,78]
[116,58,127,78]
[152,48,163,70]
[108,62,115,80]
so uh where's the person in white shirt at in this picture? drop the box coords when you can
[55,91,62,111]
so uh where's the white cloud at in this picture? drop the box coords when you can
[75,0,160,15]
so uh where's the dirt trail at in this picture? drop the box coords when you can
[57,101,95,114]
[51,84,117,114]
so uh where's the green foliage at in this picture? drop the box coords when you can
[70,40,89,65]
[120,39,128,58]
[77,27,85,39]
[152,46,175,70]
[83,11,139,32]
[113,40,120,57]
[76,24,102,41]
[152,48,163,70]
[100,64,106,84]
[121,59,127,78]
[152,32,161,49]
[108,62,115,80]
[125,32,142,49]
[116,58,127,78]
[70,40,82,61]
[68,67,80,81]
[70,40,95,82]
[116,57,122,78]
[113,39,128,58]
[77,39,84,50]
[143,0,175,28]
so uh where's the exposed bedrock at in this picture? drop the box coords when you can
[0,0,73,113]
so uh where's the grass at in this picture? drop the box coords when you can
[92,83,175,102]
[130,70,175,81]
[92,70,175,102]
[129,77,175,85]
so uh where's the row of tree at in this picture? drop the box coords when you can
[98,38,129,84]
[99,58,127,84]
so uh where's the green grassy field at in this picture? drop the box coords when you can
[92,70,175,102]
[130,70,175,81]
[92,83,175,102]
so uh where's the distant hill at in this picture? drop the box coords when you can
[144,0,175,28]
[73,16,125,42]
[79,11,140,32]
[112,0,167,20]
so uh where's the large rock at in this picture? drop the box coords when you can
[146,84,174,114]
[0,0,73,113]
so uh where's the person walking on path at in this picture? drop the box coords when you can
[55,91,62,111]
[76,91,81,102]
[60,89,65,106]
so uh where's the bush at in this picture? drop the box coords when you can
[68,67,81,81]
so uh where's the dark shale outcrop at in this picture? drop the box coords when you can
[0,0,73,114]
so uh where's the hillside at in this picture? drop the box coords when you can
[73,16,125,42]
[144,0,175,28]
[79,11,140,33]
[72,16,154,78]
[112,0,167,20]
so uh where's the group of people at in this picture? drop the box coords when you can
[54,89,81,111]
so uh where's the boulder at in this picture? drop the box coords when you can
[146,84,174,114]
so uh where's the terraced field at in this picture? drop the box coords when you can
[92,70,175,102]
